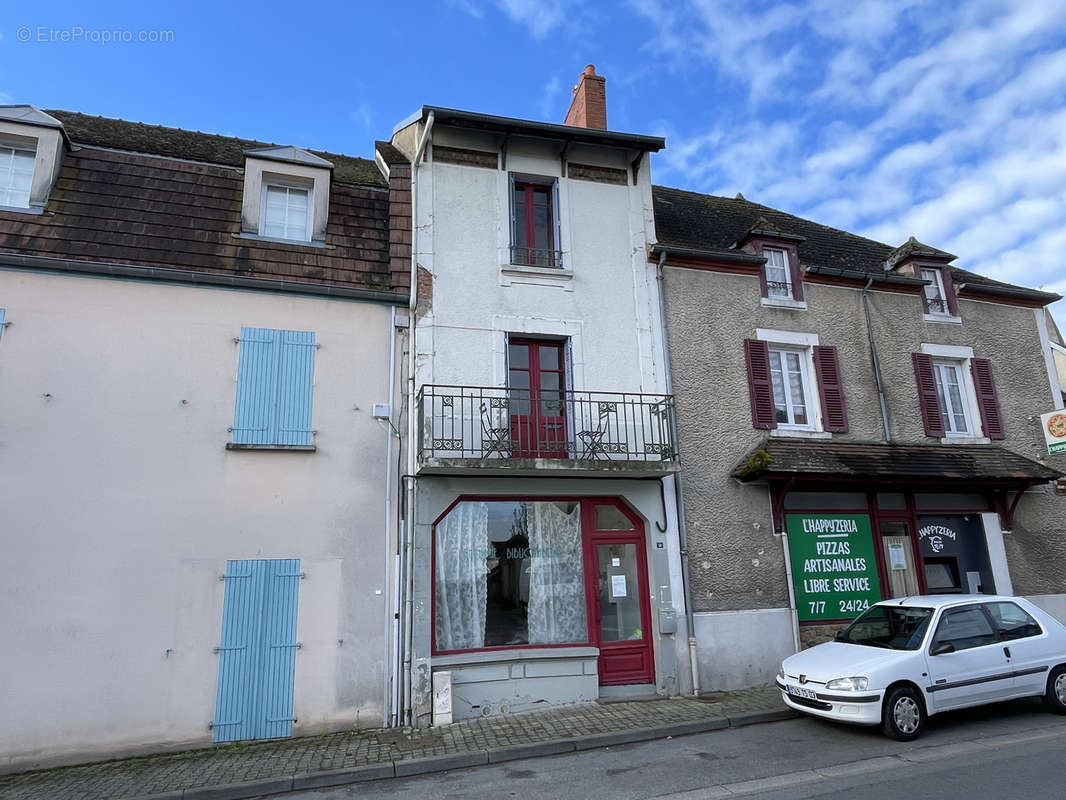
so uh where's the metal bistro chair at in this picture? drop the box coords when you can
[578,401,616,460]
[480,399,511,461]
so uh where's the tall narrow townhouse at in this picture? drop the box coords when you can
[381,67,694,726]
[654,188,1065,690]
[0,107,408,769]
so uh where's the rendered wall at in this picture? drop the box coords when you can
[0,269,397,770]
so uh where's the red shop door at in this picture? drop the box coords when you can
[507,339,568,458]
[584,503,655,686]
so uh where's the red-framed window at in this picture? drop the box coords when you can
[511,178,557,267]
[430,496,649,657]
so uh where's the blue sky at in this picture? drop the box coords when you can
[2,0,1065,330]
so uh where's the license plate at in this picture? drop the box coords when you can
[787,684,817,701]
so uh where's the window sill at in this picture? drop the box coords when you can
[233,232,335,249]
[761,296,807,310]
[500,264,575,290]
[226,443,317,452]
[433,645,599,666]
[938,436,990,445]
[770,429,832,440]
[0,204,45,215]
[923,313,962,324]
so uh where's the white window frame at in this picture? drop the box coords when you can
[0,141,36,209]
[932,359,972,436]
[755,329,826,436]
[764,247,792,299]
[919,343,989,444]
[920,267,962,323]
[259,181,313,243]
[768,345,814,429]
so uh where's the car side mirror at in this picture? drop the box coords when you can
[930,642,955,656]
[834,630,847,642]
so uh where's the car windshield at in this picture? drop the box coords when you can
[837,605,934,650]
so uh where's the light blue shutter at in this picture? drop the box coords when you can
[0,308,6,342]
[213,558,302,742]
[233,328,281,444]
[260,559,302,739]
[233,328,315,445]
[213,560,266,742]
[276,331,316,446]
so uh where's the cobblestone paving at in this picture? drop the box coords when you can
[0,686,786,800]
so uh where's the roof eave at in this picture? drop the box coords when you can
[420,105,665,152]
[650,243,765,265]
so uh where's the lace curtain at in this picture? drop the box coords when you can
[434,501,489,650]
[528,502,587,644]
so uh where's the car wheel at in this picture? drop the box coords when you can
[882,686,925,741]
[1044,666,1066,714]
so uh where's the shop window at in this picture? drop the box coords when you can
[783,492,868,511]
[876,493,907,510]
[434,500,587,652]
[914,494,989,512]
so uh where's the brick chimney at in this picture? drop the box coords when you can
[564,65,607,130]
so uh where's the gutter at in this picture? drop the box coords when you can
[955,281,1062,305]
[649,244,765,265]
[402,111,434,728]
[862,277,892,442]
[806,264,925,287]
[655,252,700,696]
[0,253,408,305]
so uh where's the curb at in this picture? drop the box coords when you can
[121,708,796,800]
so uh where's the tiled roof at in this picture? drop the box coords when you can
[47,111,385,187]
[733,439,1061,482]
[652,186,1060,302]
[0,143,406,296]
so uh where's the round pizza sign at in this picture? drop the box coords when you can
[1042,410,1066,455]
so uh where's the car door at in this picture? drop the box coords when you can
[924,604,1011,712]
[984,601,1054,697]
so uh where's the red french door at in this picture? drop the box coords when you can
[507,339,568,458]
[583,503,655,686]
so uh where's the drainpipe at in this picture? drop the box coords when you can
[383,306,397,724]
[402,111,434,728]
[862,278,892,442]
[654,252,700,696]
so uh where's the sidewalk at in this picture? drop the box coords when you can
[0,686,793,800]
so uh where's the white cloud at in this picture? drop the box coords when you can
[496,0,573,39]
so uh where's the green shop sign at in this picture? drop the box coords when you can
[786,513,882,623]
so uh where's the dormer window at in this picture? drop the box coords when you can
[261,182,311,242]
[920,268,948,314]
[763,247,792,299]
[240,146,332,246]
[0,142,35,208]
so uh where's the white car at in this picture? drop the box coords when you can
[776,595,1066,740]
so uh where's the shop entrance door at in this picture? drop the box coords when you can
[585,504,654,686]
[878,520,921,598]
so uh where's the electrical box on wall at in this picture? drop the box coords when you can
[372,403,391,419]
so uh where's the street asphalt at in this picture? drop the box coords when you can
[289,697,1066,799]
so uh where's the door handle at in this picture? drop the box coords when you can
[1003,646,1011,658]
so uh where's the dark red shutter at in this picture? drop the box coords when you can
[787,248,804,302]
[940,267,959,315]
[744,339,777,429]
[912,353,946,437]
[970,358,1004,439]
[757,248,769,298]
[813,345,848,432]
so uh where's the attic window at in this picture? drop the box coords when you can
[261,183,311,242]
[0,142,35,208]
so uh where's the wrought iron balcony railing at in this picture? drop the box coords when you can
[417,385,678,467]
[510,245,564,269]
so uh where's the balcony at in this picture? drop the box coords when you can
[417,385,679,476]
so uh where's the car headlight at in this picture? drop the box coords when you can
[777,667,785,680]
[825,676,868,692]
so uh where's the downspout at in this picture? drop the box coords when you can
[383,306,397,724]
[862,278,892,442]
[402,111,434,727]
[655,252,700,696]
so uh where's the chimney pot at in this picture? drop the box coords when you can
[564,65,607,130]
